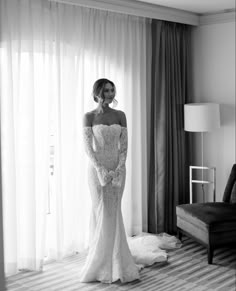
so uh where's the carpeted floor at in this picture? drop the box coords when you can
[6,236,236,291]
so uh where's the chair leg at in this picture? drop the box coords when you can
[207,246,214,264]
[177,228,182,241]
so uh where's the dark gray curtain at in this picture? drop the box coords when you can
[148,20,192,234]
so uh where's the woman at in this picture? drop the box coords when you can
[80,78,181,283]
[80,78,140,283]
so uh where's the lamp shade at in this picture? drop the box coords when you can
[184,103,220,132]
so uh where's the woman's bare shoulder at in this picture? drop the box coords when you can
[115,109,127,127]
[83,111,96,127]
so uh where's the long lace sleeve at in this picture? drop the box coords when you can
[83,127,111,186]
[117,127,128,172]
[111,127,128,187]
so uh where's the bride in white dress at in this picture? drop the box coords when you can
[80,79,181,284]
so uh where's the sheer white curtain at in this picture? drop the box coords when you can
[0,0,148,276]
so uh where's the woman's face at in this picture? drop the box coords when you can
[102,82,115,104]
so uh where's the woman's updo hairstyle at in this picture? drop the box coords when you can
[92,78,116,103]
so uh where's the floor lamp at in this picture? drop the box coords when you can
[184,103,220,203]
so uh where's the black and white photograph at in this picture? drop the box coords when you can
[0,0,235,290]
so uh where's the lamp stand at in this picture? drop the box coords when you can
[201,132,205,202]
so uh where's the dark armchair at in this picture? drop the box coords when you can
[176,164,236,264]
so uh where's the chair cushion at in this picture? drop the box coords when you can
[230,182,236,203]
[177,202,236,232]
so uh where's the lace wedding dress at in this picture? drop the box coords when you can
[79,124,181,283]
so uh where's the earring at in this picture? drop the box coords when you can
[112,98,118,108]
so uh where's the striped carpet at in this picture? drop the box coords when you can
[6,236,236,291]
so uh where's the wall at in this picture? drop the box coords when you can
[0,139,6,289]
[192,20,235,201]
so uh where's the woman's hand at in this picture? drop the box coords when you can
[109,170,122,187]
[108,170,118,179]
[97,167,113,186]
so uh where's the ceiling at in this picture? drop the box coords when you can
[136,0,236,14]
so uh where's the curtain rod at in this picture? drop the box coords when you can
[48,0,199,26]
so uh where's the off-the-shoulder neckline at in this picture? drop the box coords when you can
[84,124,127,129]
